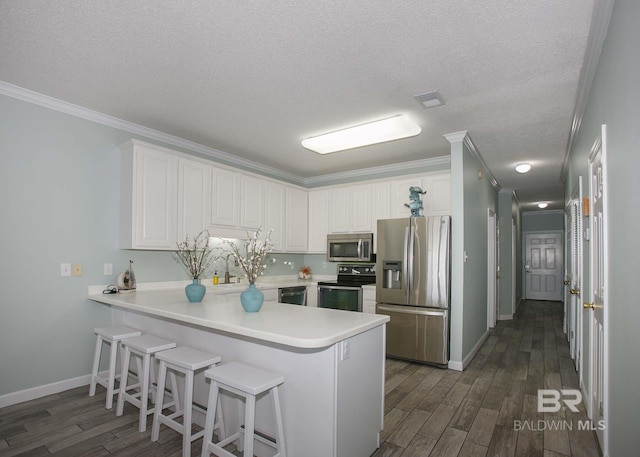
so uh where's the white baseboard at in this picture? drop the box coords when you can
[448,329,490,372]
[498,314,513,320]
[0,374,92,408]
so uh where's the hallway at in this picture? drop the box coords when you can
[375,300,602,456]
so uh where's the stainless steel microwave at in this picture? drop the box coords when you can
[327,233,374,262]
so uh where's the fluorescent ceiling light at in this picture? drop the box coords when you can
[515,163,532,173]
[538,202,549,209]
[301,115,421,154]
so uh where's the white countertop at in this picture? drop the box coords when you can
[88,287,388,350]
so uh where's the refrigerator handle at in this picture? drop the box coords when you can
[407,224,415,296]
[403,225,410,294]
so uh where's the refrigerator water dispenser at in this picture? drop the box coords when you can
[382,261,402,289]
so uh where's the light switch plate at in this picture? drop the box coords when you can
[60,263,71,277]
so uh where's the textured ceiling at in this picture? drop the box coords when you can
[0,0,596,210]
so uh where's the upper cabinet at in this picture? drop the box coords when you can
[422,173,451,216]
[177,157,211,242]
[120,140,178,250]
[120,139,449,253]
[320,172,451,248]
[328,184,372,233]
[285,187,308,252]
[308,189,329,253]
[210,168,240,229]
[265,182,286,251]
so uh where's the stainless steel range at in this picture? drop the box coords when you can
[317,263,376,312]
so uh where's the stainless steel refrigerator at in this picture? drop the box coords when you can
[376,216,451,366]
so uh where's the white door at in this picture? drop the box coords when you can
[565,178,583,370]
[524,232,563,301]
[487,209,497,328]
[587,125,608,449]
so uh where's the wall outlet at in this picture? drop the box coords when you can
[340,339,350,361]
[322,261,327,269]
[72,264,83,276]
[104,263,113,275]
[60,263,71,277]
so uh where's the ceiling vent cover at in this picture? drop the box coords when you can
[414,91,445,109]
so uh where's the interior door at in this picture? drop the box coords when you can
[524,232,564,301]
[587,125,607,449]
[566,178,583,369]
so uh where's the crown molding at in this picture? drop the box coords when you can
[444,130,500,191]
[0,81,305,185]
[561,0,614,182]
[303,155,451,187]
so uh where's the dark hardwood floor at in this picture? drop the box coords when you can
[0,300,602,456]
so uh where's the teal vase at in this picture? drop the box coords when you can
[185,278,206,303]
[240,284,264,312]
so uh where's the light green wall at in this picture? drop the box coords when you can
[564,0,640,454]
[521,210,564,232]
[498,190,518,317]
[449,135,498,366]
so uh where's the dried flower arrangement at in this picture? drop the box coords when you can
[220,227,274,285]
[174,230,216,280]
[299,266,312,280]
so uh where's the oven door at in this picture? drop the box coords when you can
[317,285,363,312]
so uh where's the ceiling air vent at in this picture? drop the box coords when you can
[414,91,445,109]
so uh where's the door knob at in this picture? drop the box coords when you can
[583,302,602,310]
[570,288,580,295]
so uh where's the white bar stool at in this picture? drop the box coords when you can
[201,362,286,457]
[89,325,141,409]
[116,334,177,432]
[151,347,223,457]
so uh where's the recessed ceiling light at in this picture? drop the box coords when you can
[301,115,421,154]
[515,163,532,173]
[538,202,549,209]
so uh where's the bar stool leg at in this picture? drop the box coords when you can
[243,394,256,457]
[182,370,194,457]
[105,336,119,409]
[138,353,151,432]
[151,359,168,442]
[116,346,132,416]
[201,382,220,457]
[89,335,102,398]
[271,386,287,457]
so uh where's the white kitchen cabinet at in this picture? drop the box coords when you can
[307,189,329,252]
[362,285,376,314]
[239,175,265,230]
[422,172,451,215]
[177,157,211,242]
[389,177,423,218]
[328,184,372,233]
[285,186,308,252]
[210,167,240,229]
[265,181,286,251]
[370,182,390,251]
[120,140,178,249]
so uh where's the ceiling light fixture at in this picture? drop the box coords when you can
[515,163,532,173]
[538,202,549,209]
[301,114,421,154]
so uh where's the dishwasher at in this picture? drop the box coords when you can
[278,286,307,306]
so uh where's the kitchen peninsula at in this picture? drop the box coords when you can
[88,286,389,457]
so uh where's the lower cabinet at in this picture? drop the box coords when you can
[362,285,376,314]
